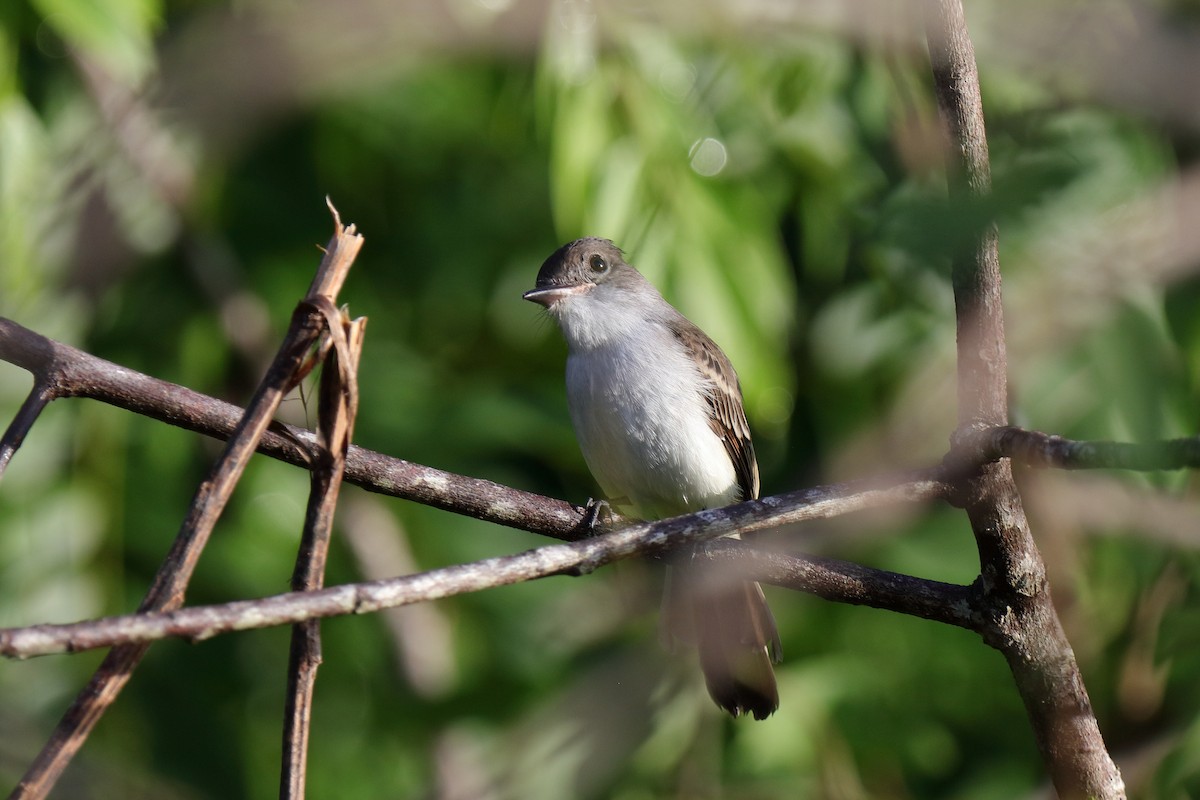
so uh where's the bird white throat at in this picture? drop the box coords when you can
[525,237,780,720]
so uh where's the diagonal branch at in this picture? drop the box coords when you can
[0,474,954,660]
[0,315,586,541]
[8,204,364,800]
[0,384,55,479]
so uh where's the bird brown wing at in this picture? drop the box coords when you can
[666,315,778,719]
[668,318,760,502]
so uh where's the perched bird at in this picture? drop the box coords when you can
[524,237,780,719]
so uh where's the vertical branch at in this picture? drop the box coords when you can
[280,303,365,800]
[923,1,1125,798]
[10,205,364,800]
[924,0,1006,426]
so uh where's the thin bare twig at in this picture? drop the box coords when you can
[280,301,365,800]
[697,539,978,628]
[963,425,1200,471]
[8,205,364,800]
[925,0,1125,796]
[0,474,951,659]
[0,384,55,479]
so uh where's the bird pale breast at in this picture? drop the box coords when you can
[565,331,739,520]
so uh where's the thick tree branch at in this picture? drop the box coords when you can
[925,0,1125,797]
[0,474,952,659]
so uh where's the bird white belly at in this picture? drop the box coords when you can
[565,339,738,519]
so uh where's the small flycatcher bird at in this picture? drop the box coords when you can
[524,237,781,719]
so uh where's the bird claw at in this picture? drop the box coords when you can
[581,497,612,534]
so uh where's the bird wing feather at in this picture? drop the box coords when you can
[668,318,759,502]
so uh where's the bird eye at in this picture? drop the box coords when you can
[588,254,608,273]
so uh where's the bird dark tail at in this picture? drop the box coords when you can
[664,567,781,720]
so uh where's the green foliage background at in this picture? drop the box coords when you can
[2,1,1199,797]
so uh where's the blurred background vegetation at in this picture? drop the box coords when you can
[2,0,1199,797]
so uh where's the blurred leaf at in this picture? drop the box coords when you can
[33,0,160,84]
